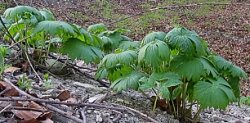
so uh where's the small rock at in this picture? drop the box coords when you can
[103,112,110,117]
[124,114,128,117]
[86,110,92,114]
[96,114,102,122]
[211,115,224,122]
[244,117,250,121]
[231,119,243,123]
[73,82,103,91]
[88,94,106,103]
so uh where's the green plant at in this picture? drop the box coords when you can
[240,96,250,106]
[1,6,105,64]
[0,45,8,78]
[96,26,247,122]
[42,73,53,89]
[17,75,31,90]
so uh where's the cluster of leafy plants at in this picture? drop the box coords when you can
[0,5,247,122]
[95,27,247,121]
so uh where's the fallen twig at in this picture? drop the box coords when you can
[111,103,159,123]
[3,78,84,123]
[0,96,159,123]
[79,107,87,123]
[0,104,12,114]
[49,54,109,87]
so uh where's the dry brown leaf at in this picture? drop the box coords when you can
[56,90,70,101]
[0,81,19,96]
[4,67,21,74]
[13,110,42,121]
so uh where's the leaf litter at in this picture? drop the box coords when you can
[0,0,249,122]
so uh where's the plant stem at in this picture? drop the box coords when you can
[153,95,158,112]
[181,82,188,116]
[171,99,177,117]
[193,106,202,123]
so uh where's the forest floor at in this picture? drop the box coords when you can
[0,0,250,123]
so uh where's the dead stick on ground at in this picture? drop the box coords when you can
[0,104,12,114]
[111,103,159,123]
[3,78,83,123]
[48,54,109,87]
[0,96,159,123]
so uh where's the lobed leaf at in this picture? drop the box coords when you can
[140,31,166,46]
[171,56,218,81]
[99,50,137,68]
[118,41,140,50]
[88,23,107,35]
[39,9,55,21]
[3,6,43,22]
[138,40,170,70]
[111,71,144,92]
[194,77,236,109]
[60,38,104,63]
[33,21,79,39]
[165,27,206,56]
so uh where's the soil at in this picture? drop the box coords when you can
[0,0,250,123]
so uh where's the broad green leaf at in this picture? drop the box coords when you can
[160,85,170,100]
[139,77,156,90]
[229,65,247,78]
[194,77,236,109]
[228,76,241,99]
[208,55,232,70]
[141,31,166,46]
[60,38,104,63]
[170,56,217,81]
[33,21,79,39]
[99,30,124,52]
[209,55,247,78]
[39,9,55,21]
[165,27,206,56]
[107,65,133,81]
[3,6,43,22]
[118,41,140,50]
[95,68,108,80]
[88,23,107,35]
[111,71,144,92]
[80,28,103,47]
[138,40,170,70]
[99,50,137,68]
[170,56,204,81]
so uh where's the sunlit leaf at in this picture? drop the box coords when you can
[88,23,107,35]
[3,6,43,22]
[118,41,140,50]
[99,50,137,68]
[33,21,79,39]
[111,71,144,92]
[60,38,104,63]
[138,40,170,70]
[39,9,55,21]
[194,77,235,109]
[165,27,206,56]
[141,31,166,46]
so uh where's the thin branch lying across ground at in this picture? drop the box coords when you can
[109,2,250,25]
[0,96,159,123]
[3,78,84,123]
[48,54,109,87]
